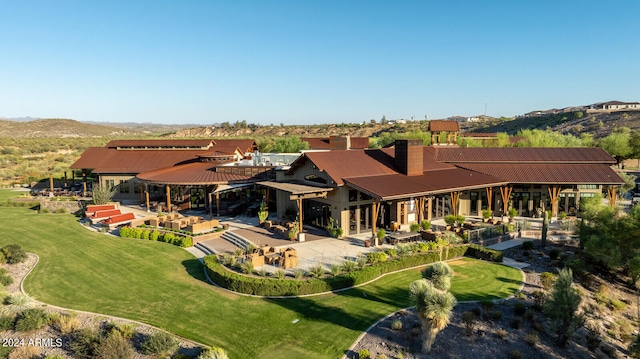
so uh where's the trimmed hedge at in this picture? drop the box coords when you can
[119,227,192,247]
[203,244,484,296]
[465,244,503,262]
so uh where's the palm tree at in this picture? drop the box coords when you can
[409,279,457,353]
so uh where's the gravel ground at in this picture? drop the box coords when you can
[348,241,630,359]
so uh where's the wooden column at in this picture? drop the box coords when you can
[427,197,433,221]
[449,191,460,216]
[145,186,150,213]
[49,174,54,191]
[371,200,381,237]
[166,185,171,212]
[607,186,617,207]
[139,183,144,203]
[417,196,426,223]
[499,185,513,215]
[547,186,561,217]
[485,187,493,214]
[297,197,303,234]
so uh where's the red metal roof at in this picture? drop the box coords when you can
[429,120,460,132]
[106,139,213,149]
[70,147,204,174]
[344,168,506,200]
[301,137,370,150]
[435,147,616,163]
[212,139,258,154]
[136,162,250,185]
[456,163,623,184]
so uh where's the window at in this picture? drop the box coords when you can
[578,184,598,190]
[119,180,129,194]
[105,180,115,189]
[580,193,594,198]
[349,190,358,202]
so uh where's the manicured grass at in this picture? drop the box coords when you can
[0,198,522,358]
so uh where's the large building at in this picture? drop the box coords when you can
[266,140,623,237]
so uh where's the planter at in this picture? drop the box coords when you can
[364,239,371,247]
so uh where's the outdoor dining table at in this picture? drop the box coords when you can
[387,231,422,243]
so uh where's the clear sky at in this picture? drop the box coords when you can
[1,1,638,125]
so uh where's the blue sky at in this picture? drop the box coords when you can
[0,1,638,125]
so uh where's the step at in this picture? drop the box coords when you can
[195,242,216,256]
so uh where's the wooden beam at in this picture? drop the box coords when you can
[371,200,381,237]
[297,197,303,234]
[485,187,493,213]
[500,185,513,214]
[607,186,617,207]
[166,185,171,213]
[289,192,328,201]
[417,196,426,223]
[49,174,54,192]
[450,191,460,216]
[547,186,561,217]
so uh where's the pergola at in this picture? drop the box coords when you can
[258,181,333,234]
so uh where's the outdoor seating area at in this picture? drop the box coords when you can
[244,245,298,269]
[263,219,297,238]
[145,213,220,233]
[100,212,136,229]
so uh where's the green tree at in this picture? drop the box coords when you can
[91,183,117,205]
[409,279,457,353]
[543,268,584,347]
[597,129,632,165]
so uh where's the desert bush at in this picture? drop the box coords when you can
[3,294,35,314]
[1,244,27,264]
[525,332,540,346]
[522,241,534,250]
[54,313,81,334]
[54,207,66,214]
[240,261,254,275]
[409,222,420,232]
[549,248,561,260]
[540,272,557,291]
[496,329,507,340]
[274,269,285,280]
[8,345,40,359]
[292,268,304,280]
[44,355,65,359]
[0,314,15,330]
[366,252,388,264]
[356,255,367,268]
[69,328,99,359]
[0,269,13,286]
[383,248,397,258]
[462,311,476,336]
[390,319,402,331]
[358,349,371,359]
[308,265,325,278]
[531,290,546,310]
[257,268,267,277]
[490,310,503,321]
[629,334,640,358]
[420,220,431,231]
[341,260,358,273]
[508,350,522,359]
[198,347,229,359]
[15,308,49,332]
[329,264,341,277]
[514,302,527,316]
[141,331,179,357]
[94,332,136,359]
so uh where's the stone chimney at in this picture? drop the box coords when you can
[329,135,351,150]
[395,139,423,176]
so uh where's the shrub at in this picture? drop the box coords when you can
[94,332,136,359]
[15,308,49,332]
[0,269,13,286]
[308,265,325,278]
[508,350,522,359]
[44,355,66,359]
[390,319,402,331]
[274,269,285,280]
[610,298,627,311]
[531,290,546,310]
[514,302,527,316]
[3,293,35,314]
[525,332,540,346]
[409,222,420,232]
[7,345,40,359]
[420,220,431,231]
[69,329,99,359]
[629,334,640,358]
[384,248,397,258]
[549,248,561,260]
[358,349,371,359]
[521,241,534,250]
[330,264,341,277]
[465,244,503,262]
[1,244,27,264]
[490,310,503,321]
[444,215,456,226]
[140,331,179,357]
[293,268,304,280]
[496,329,507,340]
[0,314,15,330]
[55,207,67,214]
[462,311,476,336]
[240,261,254,275]
[365,252,388,264]
[198,347,229,359]
[540,272,557,291]
[341,260,358,273]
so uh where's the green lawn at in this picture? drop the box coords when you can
[0,191,522,358]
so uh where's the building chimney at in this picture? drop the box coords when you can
[329,135,351,150]
[395,139,423,176]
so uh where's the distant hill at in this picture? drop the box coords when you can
[0,118,133,138]
[468,110,640,139]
